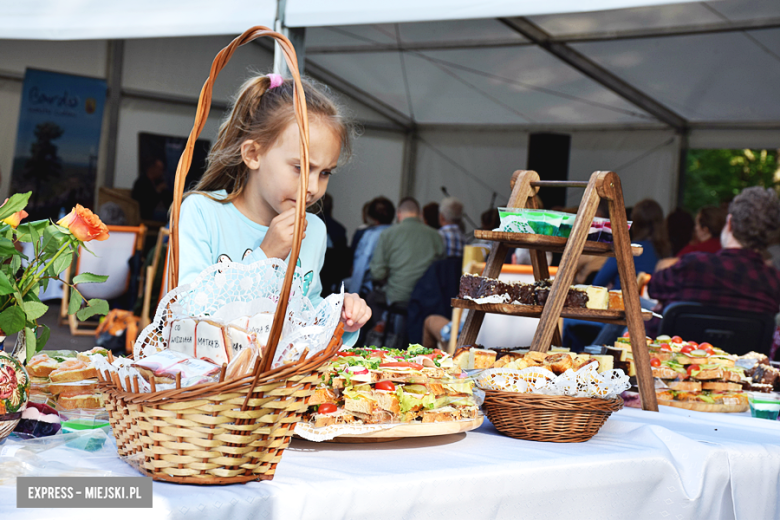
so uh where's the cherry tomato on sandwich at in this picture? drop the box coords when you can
[687,364,701,376]
[650,357,661,367]
[699,342,713,350]
[318,403,337,414]
[375,381,396,392]
[367,349,387,358]
[337,351,358,357]
[687,341,698,348]
[660,343,672,352]
[680,345,694,354]
[671,336,683,344]
[622,331,631,338]
[380,361,424,370]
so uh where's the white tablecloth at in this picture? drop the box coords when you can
[2,406,778,520]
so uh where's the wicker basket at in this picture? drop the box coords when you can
[482,390,623,443]
[0,412,21,441]
[99,26,345,484]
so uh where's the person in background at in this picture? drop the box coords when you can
[676,206,726,256]
[649,187,780,330]
[349,196,395,297]
[132,156,172,221]
[370,197,444,307]
[319,193,350,296]
[594,199,671,289]
[438,197,466,258]
[351,201,371,257]
[423,202,440,229]
[563,199,670,351]
[666,208,695,256]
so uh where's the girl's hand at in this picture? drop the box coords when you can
[260,208,307,260]
[341,293,371,333]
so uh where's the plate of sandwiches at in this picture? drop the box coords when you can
[26,348,107,410]
[649,336,748,413]
[299,345,482,441]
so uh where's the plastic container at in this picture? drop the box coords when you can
[556,212,576,238]
[59,409,110,434]
[748,392,780,420]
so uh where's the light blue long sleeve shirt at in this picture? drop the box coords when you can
[179,190,356,345]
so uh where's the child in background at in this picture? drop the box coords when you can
[178,74,371,343]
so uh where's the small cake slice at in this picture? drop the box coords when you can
[458,273,483,299]
[608,290,624,310]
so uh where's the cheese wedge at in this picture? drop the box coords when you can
[573,285,609,310]
[591,355,613,373]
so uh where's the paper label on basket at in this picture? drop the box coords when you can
[134,258,344,370]
[294,422,397,442]
[168,318,196,358]
[476,365,629,399]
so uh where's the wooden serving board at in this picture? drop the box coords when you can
[323,416,484,443]
[657,399,749,413]
[473,230,643,257]
[451,299,652,325]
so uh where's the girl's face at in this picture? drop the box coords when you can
[243,118,341,225]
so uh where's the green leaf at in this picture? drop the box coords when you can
[68,290,83,316]
[10,254,21,275]
[52,250,73,277]
[42,225,69,256]
[23,284,40,302]
[0,272,14,296]
[76,298,109,321]
[41,277,49,291]
[22,301,48,321]
[24,327,37,364]
[15,220,48,244]
[0,306,26,335]
[36,324,50,352]
[0,192,31,221]
[0,237,19,257]
[73,272,109,284]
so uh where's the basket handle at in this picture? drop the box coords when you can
[166,26,310,376]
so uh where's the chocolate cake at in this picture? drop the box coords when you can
[534,280,589,308]
[512,283,536,305]
[458,273,482,299]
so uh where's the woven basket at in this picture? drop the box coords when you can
[0,413,21,441]
[99,26,345,484]
[482,390,623,443]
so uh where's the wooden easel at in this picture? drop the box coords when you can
[454,170,658,412]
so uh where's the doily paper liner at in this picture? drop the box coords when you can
[464,294,511,304]
[294,422,398,442]
[475,365,630,399]
[133,258,343,370]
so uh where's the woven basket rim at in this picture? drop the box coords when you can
[484,389,624,412]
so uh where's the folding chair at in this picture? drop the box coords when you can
[139,228,170,331]
[60,224,146,336]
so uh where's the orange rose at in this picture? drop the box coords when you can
[2,209,28,228]
[57,204,109,242]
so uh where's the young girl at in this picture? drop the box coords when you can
[178,74,371,343]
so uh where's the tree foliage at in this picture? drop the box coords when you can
[683,148,779,214]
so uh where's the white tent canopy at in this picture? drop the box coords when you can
[1,0,778,238]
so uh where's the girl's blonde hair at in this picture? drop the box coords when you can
[194,75,353,202]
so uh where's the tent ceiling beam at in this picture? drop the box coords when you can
[501,17,688,132]
[305,60,414,131]
[307,17,780,55]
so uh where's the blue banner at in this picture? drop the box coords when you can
[11,69,107,220]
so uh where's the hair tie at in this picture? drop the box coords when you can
[268,73,284,89]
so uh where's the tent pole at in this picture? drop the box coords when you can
[100,39,124,190]
[400,128,418,199]
[675,132,689,209]
[273,0,306,75]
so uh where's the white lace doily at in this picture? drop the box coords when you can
[476,364,629,399]
[134,258,343,369]
[294,422,397,442]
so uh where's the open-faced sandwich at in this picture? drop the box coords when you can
[305,344,478,428]
[649,336,748,412]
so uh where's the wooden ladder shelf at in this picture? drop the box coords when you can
[455,170,658,412]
